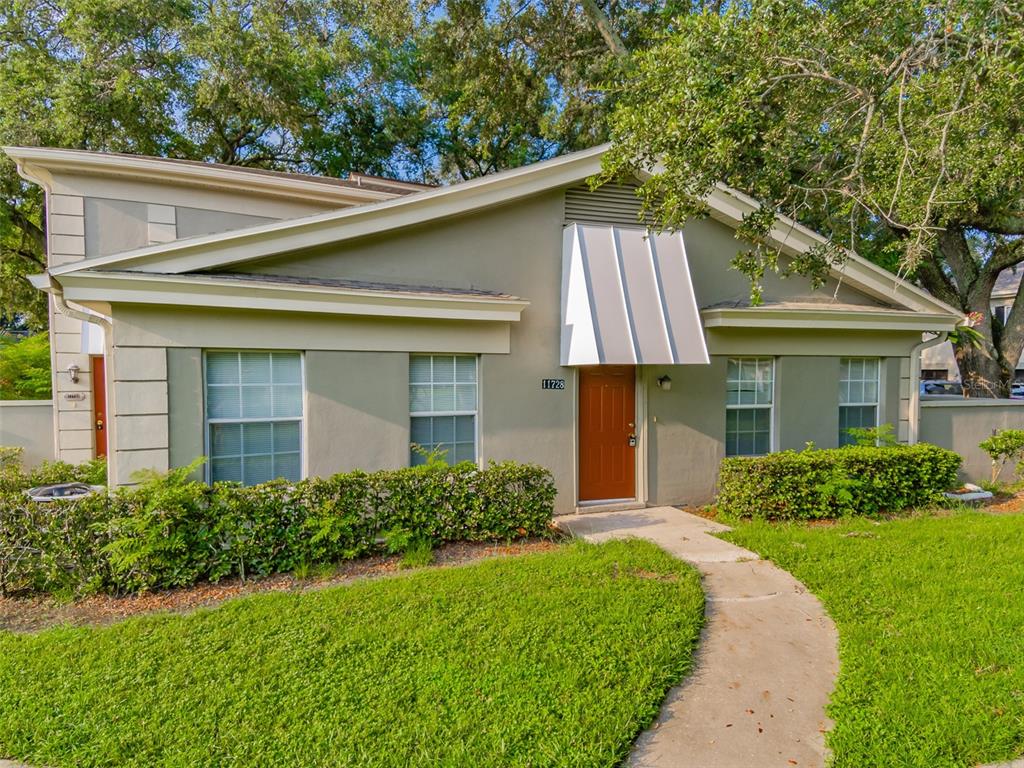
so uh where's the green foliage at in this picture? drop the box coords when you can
[399,537,434,569]
[0,459,556,596]
[978,428,1024,483]
[844,423,899,448]
[0,333,51,399]
[0,448,106,494]
[717,444,962,520]
[604,0,1024,394]
[0,0,669,323]
[725,513,1024,766]
[0,540,704,768]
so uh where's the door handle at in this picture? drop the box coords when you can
[96,418,104,431]
[628,433,637,447]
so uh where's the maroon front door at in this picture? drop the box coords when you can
[578,366,636,501]
[91,355,107,458]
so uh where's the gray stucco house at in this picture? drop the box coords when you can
[5,145,962,515]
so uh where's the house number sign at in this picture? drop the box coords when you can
[541,378,566,390]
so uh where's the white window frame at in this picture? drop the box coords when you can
[725,357,775,457]
[203,350,305,485]
[409,354,480,467]
[838,357,880,446]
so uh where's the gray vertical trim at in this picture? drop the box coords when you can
[577,226,605,362]
[647,235,679,364]
[612,227,643,363]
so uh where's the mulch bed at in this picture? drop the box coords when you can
[0,538,560,634]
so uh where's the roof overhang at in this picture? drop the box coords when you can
[53,271,528,323]
[48,146,610,277]
[562,224,709,365]
[701,306,960,332]
[22,143,963,325]
[3,146,404,206]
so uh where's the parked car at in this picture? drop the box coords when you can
[1012,382,1024,399]
[920,380,964,398]
[25,482,100,502]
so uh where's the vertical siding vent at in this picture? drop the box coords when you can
[563,183,654,228]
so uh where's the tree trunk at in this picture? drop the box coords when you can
[954,331,1011,397]
[923,226,1015,397]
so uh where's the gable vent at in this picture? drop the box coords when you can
[563,182,654,228]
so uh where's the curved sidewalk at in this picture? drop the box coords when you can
[558,507,839,768]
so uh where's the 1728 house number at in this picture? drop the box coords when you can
[541,379,566,390]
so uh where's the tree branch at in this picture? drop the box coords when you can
[578,0,628,59]
[4,204,45,255]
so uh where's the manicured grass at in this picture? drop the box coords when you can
[0,540,703,768]
[724,512,1024,768]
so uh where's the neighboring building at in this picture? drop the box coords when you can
[5,145,961,514]
[920,268,1023,382]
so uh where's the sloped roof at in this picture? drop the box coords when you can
[3,145,425,206]
[20,144,963,320]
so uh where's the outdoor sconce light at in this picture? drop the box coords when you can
[657,375,672,391]
[67,364,81,384]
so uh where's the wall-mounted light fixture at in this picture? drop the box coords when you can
[67,364,81,384]
[657,374,672,391]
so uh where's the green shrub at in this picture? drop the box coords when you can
[0,459,557,597]
[717,443,962,520]
[0,333,52,399]
[978,429,1024,484]
[0,447,107,493]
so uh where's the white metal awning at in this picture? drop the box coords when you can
[560,223,709,366]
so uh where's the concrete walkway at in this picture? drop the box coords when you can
[558,506,839,768]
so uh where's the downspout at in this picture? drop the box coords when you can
[908,331,950,444]
[45,275,112,335]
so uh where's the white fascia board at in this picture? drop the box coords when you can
[3,146,398,206]
[56,272,529,323]
[49,145,610,277]
[26,273,51,291]
[701,307,961,332]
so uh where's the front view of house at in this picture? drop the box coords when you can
[6,145,962,515]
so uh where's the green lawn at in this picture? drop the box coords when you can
[724,511,1024,768]
[0,539,703,768]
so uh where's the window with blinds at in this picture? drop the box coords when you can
[409,354,478,466]
[205,351,303,485]
[725,358,774,456]
[839,358,879,446]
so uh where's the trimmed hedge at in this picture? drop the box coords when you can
[0,446,107,493]
[717,443,961,520]
[0,460,556,597]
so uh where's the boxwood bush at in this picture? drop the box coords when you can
[0,458,556,597]
[717,443,961,520]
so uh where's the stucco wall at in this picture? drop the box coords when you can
[646,359,728,505]
[305,351,410,475]
[167,348,204,479]
[777,357,840,450]
[919,400,1024,482]
[0,401,55,468]
[101,188,925,511]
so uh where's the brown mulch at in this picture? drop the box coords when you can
[979,491,1024,515]
[0,538,560,634]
